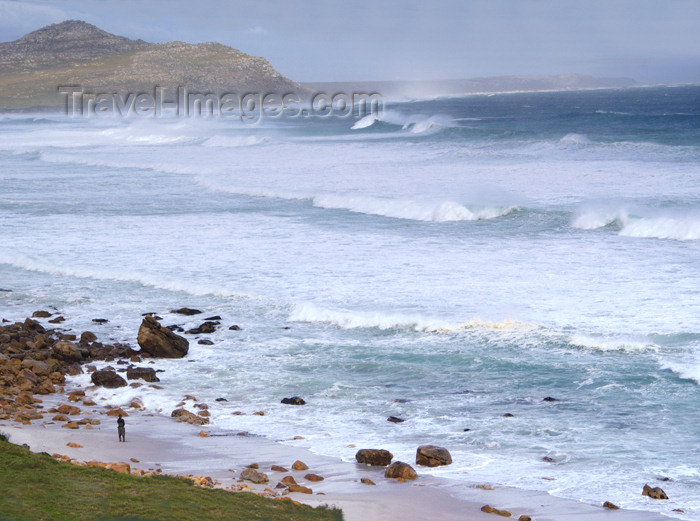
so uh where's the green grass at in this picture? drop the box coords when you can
[0,438,342,521]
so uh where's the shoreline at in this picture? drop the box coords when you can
[0,391,674,521]
[0,312,678,521]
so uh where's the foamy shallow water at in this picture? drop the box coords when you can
[1,86,699,519]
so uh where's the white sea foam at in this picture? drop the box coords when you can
[0,252,255,300]
[659,360,700,385]
[559,133,591,145]
[201,135,271,147]
[312,194,515,222]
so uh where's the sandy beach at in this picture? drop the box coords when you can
[0,379,674,521]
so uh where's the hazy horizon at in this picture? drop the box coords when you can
[1,0,700,85]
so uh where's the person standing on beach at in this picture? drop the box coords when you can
[117,414,126,442]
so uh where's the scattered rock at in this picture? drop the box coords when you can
[416,445,452,467]
[32,311,52,318]
[90,369,127,388]
[543,396,557,402]
[171,308,202,316]
[642,484,668,500]
[481,505,512,517]
[518,516,532,521]
[215,397,227,402]
[126,366,160,382]
[66,442,82,448]
[476,484,494,490]
[137,315,189,358]
[503,413,514,417]
[204,316,221,321]
[253,411,265,416]
[61,422,79,429]
[356,449,393,466]
[229,325,241,330]
[271,465,288,472]
[305,473,324,482]
[291,460,309,471]
[52,414,69,422]
[240,468,269,484]
[385,461,418,480]
[92,318,109,324]
[281,396,306,405]
[387,416,405,423]
[603,501,620,509]
[106,408,128,417]
[48,316,66,324]
[198,339,214,345]
[360,478,376,485]
[246,463,259,469]
[542,456,555,463]
[52,340,83,362]
[280,475,297,486]
[57,404,81,415]
[199,430,209,437]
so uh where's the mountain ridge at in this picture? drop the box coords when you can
[0,20,310,111]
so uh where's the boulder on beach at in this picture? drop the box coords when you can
[126,366,160,382]
[291,460,309,471]
[281,396,306,405]
[240,468,269,484]
[90,369,127,388]
[355,449,393,466]
[416,445,452,467]
[384,461,418,480]
[171,408,209,425]
[137,315,189,358]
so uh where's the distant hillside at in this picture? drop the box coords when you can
[305,74,641,100]
[0,20,311,111]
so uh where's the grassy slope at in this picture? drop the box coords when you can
[0,437,342,521]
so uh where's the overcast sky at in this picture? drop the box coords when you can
[1,0,700,84]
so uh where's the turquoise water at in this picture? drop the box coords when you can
[1,85,699,518]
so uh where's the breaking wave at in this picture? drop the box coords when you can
[288,302,536,334]
[312,195,515,222]
[351,110,456,134]
[572,207,700,241]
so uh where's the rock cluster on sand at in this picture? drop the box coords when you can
[137,315,189,358]
[0,317,136,423]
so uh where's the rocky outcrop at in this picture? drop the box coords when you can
[137,315,189,358]
[90,369,127,388]
[384,461,418,480]
[172,308,202,316]
[415,445,452,467]
[355,449,393,466]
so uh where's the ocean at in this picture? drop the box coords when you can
[1,85,699,519]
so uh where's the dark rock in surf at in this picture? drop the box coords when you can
[543,396,557,402]
[198,339,214,345]
[643,484,668,500]
[204,315,221,321]
[387,416,405,423]
[92,318,109,324]
[91,369,127,388]
[172,307,202,316]
[229,325,241,330]
[32,310,52,318]
[137,315,189,358]
[186,321,218,334]
[126,366,159,382]
[281,396,306,405]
